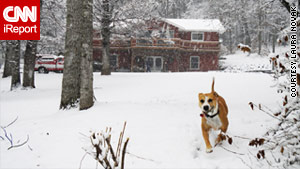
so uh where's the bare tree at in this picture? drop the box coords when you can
[10,40,21,91]
[79,0,94,110]
[60,0,82,109]
[96,0,114,75]
[2,41,13,78]
[94,0,158,75]
[23,0,42,89]
[186,0,293,55]
[60,0,94,110]
[39,0,66,55]
[22,40,38,88]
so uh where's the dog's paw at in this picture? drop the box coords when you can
[206,148,213,153]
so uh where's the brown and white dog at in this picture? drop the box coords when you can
[198,78,229,153]
[237,43,251,54]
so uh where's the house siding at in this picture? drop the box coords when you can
[92,19,222,72]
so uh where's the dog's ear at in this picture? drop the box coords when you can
[198,93,203,100]
[213,92,219,97]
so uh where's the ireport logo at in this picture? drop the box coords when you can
[0,0,40,40]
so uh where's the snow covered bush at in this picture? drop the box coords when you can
[83,122,129,169]
[248,35,300,168]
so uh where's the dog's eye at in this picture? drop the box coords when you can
[208,99,213,103]
[200,99,204,103]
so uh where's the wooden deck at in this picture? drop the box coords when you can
[93,38,220,51]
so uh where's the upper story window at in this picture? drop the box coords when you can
[158,29,174,39]
[191,32,204,41]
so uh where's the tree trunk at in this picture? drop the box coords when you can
[60,0,81,109]
[272,34,276,53]
[240,0,251,46]
[79,0,94,110]
[101,0,112,76]
[61,0,94,110]
[2,41,14,78]
[11,40,21,91]
[257,0,263,55]
[258,26,262,55]
[243,21,251,46]
[101,33,111,75]
[23,40,38,88]
[228,29,233,54]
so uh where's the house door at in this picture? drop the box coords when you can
[146,56,163,72]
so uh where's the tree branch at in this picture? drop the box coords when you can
[278,0,291,13]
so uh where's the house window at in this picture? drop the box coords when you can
[191,32,204,41]
[168,30,175,38]
[110,54,118,70]
[190,56,200,70]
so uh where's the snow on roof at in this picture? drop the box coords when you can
[163,19,226,34]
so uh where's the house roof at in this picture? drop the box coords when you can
[163,19,226,34]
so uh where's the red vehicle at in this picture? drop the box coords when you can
[35,54,64,73]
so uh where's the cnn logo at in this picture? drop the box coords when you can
[3,6,37,22]
[0,0,40,40]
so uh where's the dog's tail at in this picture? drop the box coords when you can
[211,77,215,93]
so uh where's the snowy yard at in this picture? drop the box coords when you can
[221,51,272,72]
[0,71,281,168]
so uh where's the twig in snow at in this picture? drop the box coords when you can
[220,145,245,155]
[0,117,29,150]
[7,134,29,150]
[121,138,129,169]
[28,145,33,151]
[237,156,253,169]
[3,116,18,128]
[79,152,88,169]
[79,132,89,138]
[117,121,127,157]
[249,102,280,120]
[1,126,13,146]
[231,135,252,140]
[126,152,157,163]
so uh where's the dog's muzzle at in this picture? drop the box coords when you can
[203,105,214,114]
[202,106,219,118]
[203,105,210,112]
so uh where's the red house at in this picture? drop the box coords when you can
[93,19,225,72]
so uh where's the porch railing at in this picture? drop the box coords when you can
[93,38,220,50]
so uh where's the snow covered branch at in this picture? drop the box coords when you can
[84,122,129,169]
[248,33,300,167]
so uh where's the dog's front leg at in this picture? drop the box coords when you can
[201,123,213,153]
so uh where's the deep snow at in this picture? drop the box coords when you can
[0,71,281,168]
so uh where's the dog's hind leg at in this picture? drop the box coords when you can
[215,119,229,146]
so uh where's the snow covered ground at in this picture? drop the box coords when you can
[0,70,282,168]
[221,46,289,73]
[221,51,272,72]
